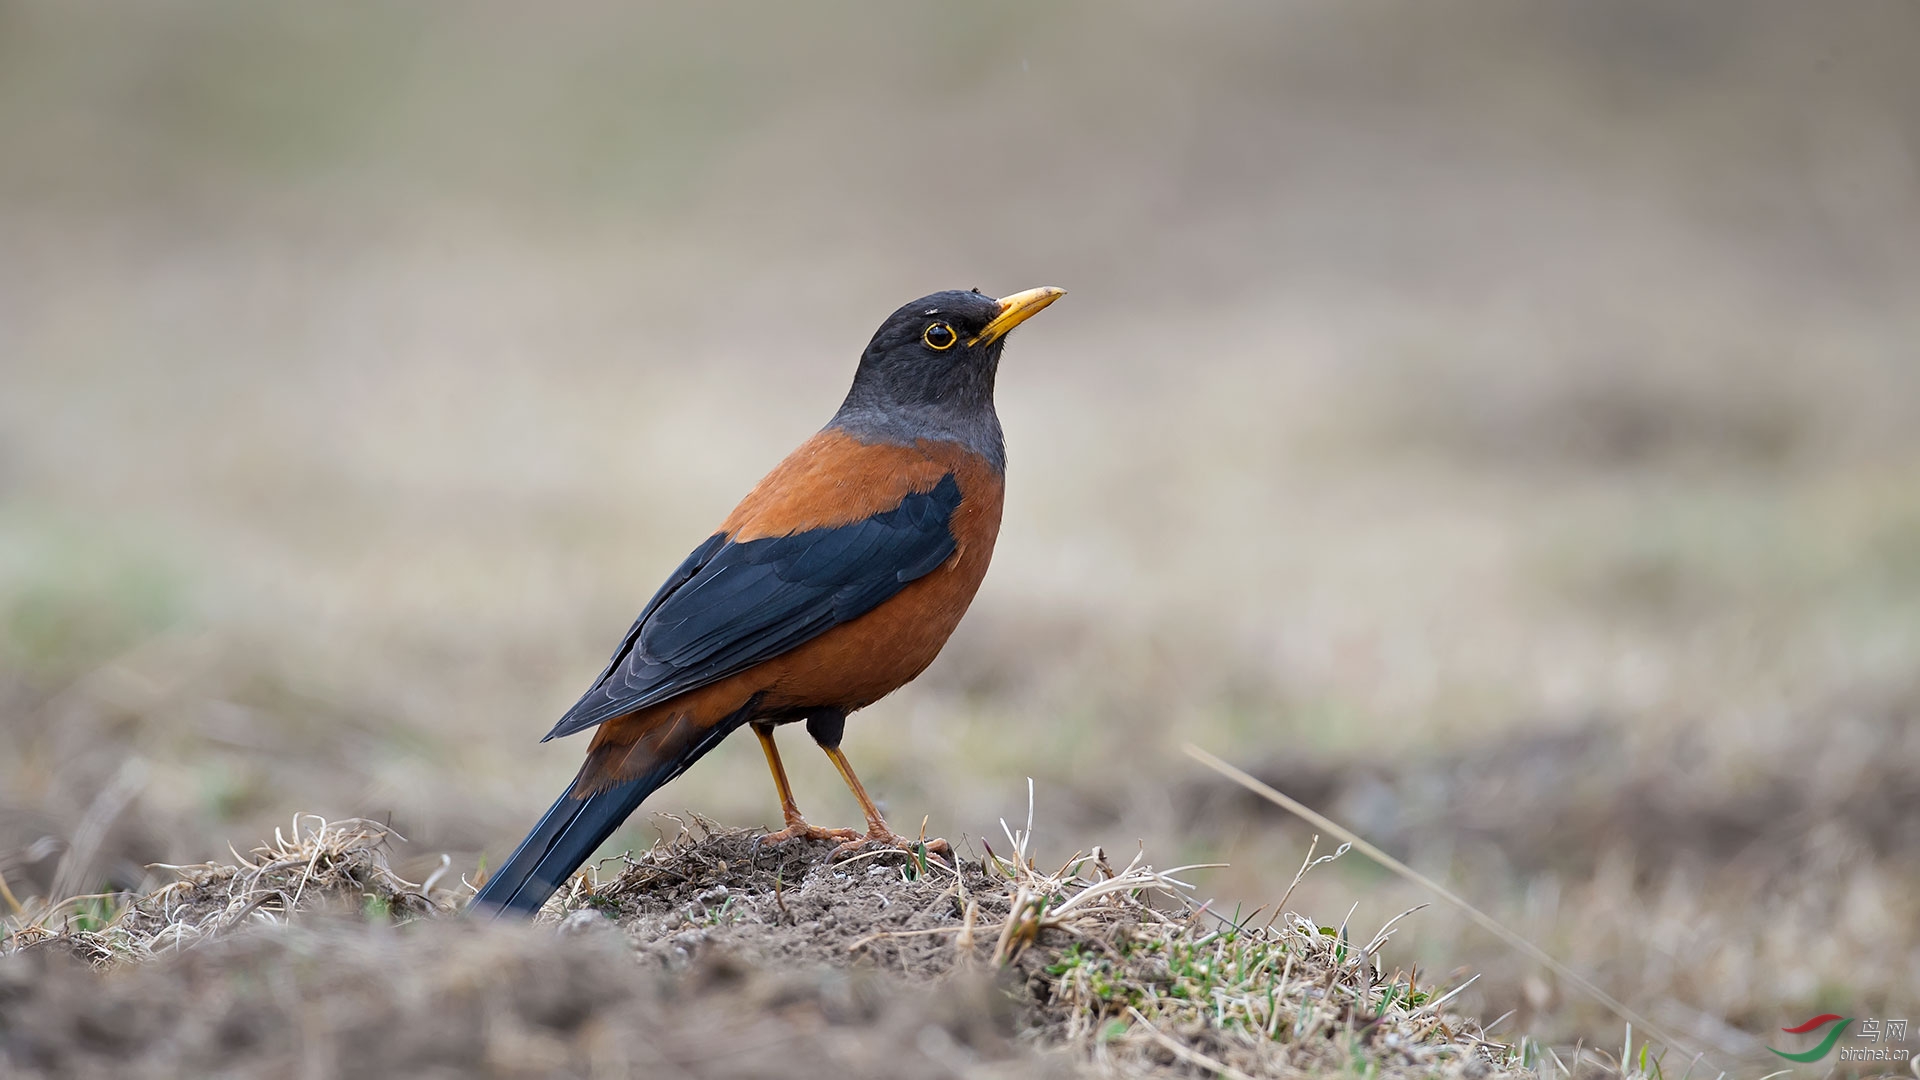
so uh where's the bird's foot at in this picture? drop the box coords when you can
[828,826,952,866]
[758,820,863,847]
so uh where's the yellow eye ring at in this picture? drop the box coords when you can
[923,322,957,350]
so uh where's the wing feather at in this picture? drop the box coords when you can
[541,474,963,740]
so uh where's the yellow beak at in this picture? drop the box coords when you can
[970,286,1066,347]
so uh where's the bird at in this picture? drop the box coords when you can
[471,285,1065,917]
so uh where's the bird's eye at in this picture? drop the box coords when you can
[923,322,957,350]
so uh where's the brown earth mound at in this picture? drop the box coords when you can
[2,815,1530,1079]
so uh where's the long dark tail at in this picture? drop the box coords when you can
[471,716,744,917]
[468,771,656,917]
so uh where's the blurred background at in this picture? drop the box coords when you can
[3,0,1917,1065]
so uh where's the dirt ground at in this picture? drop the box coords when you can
[6,919,1059,1080]
[2,820,1528,1079]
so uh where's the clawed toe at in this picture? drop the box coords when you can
[828,830,952,864]
[760,821,862,847]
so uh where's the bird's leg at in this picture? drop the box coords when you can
[753,722,860,846]
[805,712,951,863]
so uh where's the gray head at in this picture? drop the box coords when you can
[829,286,1065,473]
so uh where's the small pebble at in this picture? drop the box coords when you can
[556,909,611,936]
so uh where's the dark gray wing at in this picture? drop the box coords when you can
[542,474,962,740]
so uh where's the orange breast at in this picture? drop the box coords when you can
[751,440,1003,711]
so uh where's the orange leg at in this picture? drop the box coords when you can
[754,724,860,846]
[820,744,951,862]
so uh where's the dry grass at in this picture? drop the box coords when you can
[1,815,451,967]
[0,804,1565,1079]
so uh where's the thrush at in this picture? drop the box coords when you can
[471,286,1065,916]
